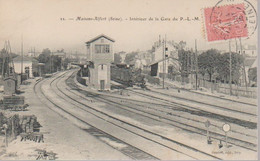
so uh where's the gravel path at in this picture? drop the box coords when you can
[0,77,130,160]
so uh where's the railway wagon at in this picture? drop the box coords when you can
[111,63,146,87]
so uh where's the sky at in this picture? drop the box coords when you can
[0,0,257,54]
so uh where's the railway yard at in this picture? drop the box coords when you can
[0,68,256,160]
[0,0,258,159]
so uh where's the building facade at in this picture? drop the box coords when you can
[152,40,178,62]
[243,44,257,57]
[13,56,39,78]
[85,34,115,90]
[150,57,180,76]
[150,40,180,76]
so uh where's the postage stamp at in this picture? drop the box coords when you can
[204,3,248,42]
[202,0,257,42]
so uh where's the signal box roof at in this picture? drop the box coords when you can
[86,34,115,44]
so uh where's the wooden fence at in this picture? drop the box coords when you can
[164,74,257,98]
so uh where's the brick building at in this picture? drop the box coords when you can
[85,34,115,90]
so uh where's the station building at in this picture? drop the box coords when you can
[85,34,115,90]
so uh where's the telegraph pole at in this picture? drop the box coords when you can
[195,39,198,90]
[21,35,23,83]
[51,52,53,73]
[162,35,165,89]
[229,40,232,95]
[235,38,238,53]
[239,38,248,91]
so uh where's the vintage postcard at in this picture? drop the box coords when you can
[0,0,258,160]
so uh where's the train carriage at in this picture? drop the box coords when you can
[111,63,145,87]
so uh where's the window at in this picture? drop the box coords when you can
[25,67,29,74]
[101,65,104,70]
[95,44,110,53]
[104,45,110,53]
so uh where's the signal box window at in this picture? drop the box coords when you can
[95,45,110,53]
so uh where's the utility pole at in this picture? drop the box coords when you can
[234,38,239,96]
[187,47,190,85]
[21,35,23,83]
[229,40,232,95]
[162,35,165,89]
[235,38,238,53]
[239,38,248,91]
[2,124,8,147]
[190,49,194,86]
[51,52,53,73]
[195,39,198,90]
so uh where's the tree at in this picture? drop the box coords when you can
[178,49,196,80]
[178,49,189,77]
[216,52,243,83]
[176,41,187,50]
[37,48,62,73]
[38,48,51,63]
[125,52,138,65]
[198,49,244,83]
[114,53,122,64]
[248,67,257,85]
[42,48,51,55]
[63,58,70,70]
[198,49,220,81]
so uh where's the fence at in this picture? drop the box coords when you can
[217,84,257,98]
[164,74,257,98]
[166,74,190,84]
[145,75,160,85]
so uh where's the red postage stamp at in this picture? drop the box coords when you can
[204,3,248,42]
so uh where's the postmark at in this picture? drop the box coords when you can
[203,0,257,42]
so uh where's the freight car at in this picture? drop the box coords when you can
[111,63,146,88]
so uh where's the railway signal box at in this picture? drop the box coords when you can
[85,34,115,90]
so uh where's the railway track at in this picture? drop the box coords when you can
[33,70,257,160]
[124,88,257,129]
[110,83,257,129]
[146,88,256,116]
[52,71,225,160]
[66,73,257,152]
[163,81,257,107]
[95,91,257,138]
[69,71,256,155]
[109,84,257,135]
[34,72,160,160]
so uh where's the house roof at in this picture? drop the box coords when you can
[243,45,256,50]
[244,58,256,67]
[251,59,257,68]
[148,57,178,66]
[86,34,115,44]
[13,56,38,62]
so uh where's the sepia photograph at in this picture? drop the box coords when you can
[0,0,258,160]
